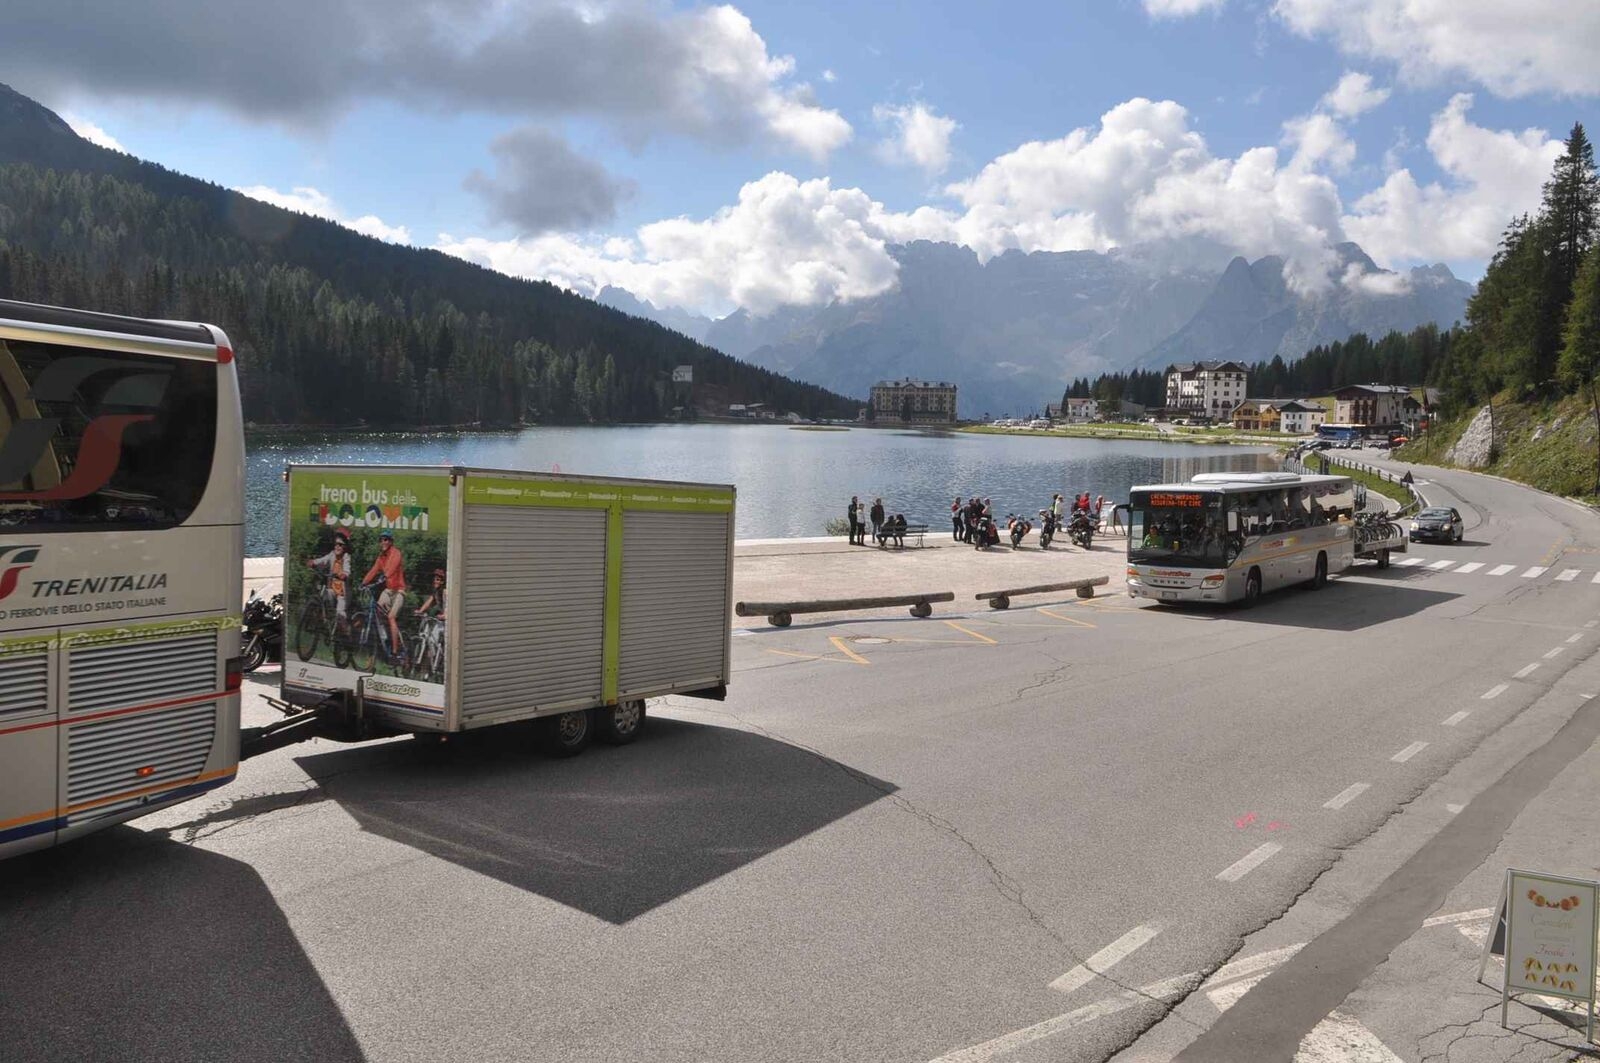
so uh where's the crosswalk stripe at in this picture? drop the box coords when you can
[1521,566,1548,578]
[1592,572,1600,584]
[1426,560,1454,570]
[1395,557,1427,567]
[1455,562,1484,574]
[1558,568,1580,582]
[1488,564,1516,576]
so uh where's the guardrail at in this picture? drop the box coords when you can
[735,592,956,627]
[975,575,1110,610]
[1285,452,1422,516]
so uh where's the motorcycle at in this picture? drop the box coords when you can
[1007,514,1032,549]
[241,589,284,672]
[1038,509,1058,548]
[972,514,999,550]
[1068,510,1094,550]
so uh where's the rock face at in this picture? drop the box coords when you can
[1446,405,1497,467]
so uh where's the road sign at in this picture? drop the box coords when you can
[672,365,693,383]
[1479,868,1599,1040]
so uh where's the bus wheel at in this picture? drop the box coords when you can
[1309,552,1328,589]
[1243,568,1262,607]
[596,700,646,745]
[1377,549,1390,569]
[544,710,592,757]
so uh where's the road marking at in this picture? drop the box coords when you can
[1323,783,1370,810]
[731,629,754,637]
[1442,711,1471,726]
[1047,924,1162,995]
[827,636,871,665]
[1567,633,1584,644]
[1514,662,1541,678]
[1454,562,1485,574]
[1395,557,1427,567]
[1487,564,1516,576]
[764,648,866,666]
[1587,619,1599,627]
[1425,560,1455,570]
[1036,607,1096,629]
[1544,646,1566,659]
[1295,1010,1406,1062]
[1422,907,1495,928]
[1557,568,1581,582]
[1481,684,1507,700]
[1216,842,1283,882]
[942,620,998,645]
[1392,741,1428,763]
[1522,566,1548,578]
[1446,803,1466,814]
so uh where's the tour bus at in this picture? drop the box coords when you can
[1315,423,1366,444]
[1125,471,1357,605]
[0,299,244,859]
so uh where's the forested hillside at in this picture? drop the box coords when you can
[0,84,856,426]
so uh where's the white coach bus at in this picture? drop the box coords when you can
[0,299,244,858]
[1125,472,1357,605]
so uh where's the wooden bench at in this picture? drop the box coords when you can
[877,523,928,548]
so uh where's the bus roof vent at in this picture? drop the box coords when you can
[1190,472,1302,484]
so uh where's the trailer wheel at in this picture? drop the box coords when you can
[543,710,592,757]
[596,699,646,745]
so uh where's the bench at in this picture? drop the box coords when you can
[877,523,928,549]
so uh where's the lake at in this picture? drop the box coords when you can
[244,424,1278,556]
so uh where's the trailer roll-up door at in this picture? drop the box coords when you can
[620,509,731,698]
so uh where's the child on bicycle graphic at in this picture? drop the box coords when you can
[306,530,353,632]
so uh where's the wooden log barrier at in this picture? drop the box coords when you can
[735,591,957,627]
[974,575,1111,610]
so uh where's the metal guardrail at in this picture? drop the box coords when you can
[975,576,1110,610]
[735,592,956,627]
[1285,451,1421,516]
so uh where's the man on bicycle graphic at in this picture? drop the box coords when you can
[362,530,408,671]
[306,530,353,632]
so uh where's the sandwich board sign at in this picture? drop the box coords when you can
[1477,868,1599,1040]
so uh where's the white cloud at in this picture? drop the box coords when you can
[874,102,959,175]
[1320,72,1389,119]
[1274,0,1600,97]
[233,185,411,244]
[1283,112,1356,172]
[1142,0,1227,18]
[60,112,126,153]
[821,69,837,83]
[1341,262,1410,295]
[1343,94,1562,266]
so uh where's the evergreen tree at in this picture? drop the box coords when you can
[1559,244,1600,492]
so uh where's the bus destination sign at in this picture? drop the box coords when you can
[1148,492,1206,508]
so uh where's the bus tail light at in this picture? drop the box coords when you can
[225,656,244,692]
[217,344,235,364]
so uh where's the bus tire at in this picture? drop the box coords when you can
[543,710,592,757]
[1377,549,1390,570]
[596,700,646,745]
[1308,552,1328,590]
[1243,568,1262,607]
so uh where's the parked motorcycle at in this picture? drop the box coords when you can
[1038,509,1058,548]
[241,589,284,672]
[1068,510,1094,550]
[972,514,999,550]
[1007,514,1032,549]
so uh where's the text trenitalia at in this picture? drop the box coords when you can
[29,573,168,597]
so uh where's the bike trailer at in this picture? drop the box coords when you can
[280,465,734,734]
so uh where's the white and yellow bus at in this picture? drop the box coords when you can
[1125,472,1357,605]
[0,299,244,858]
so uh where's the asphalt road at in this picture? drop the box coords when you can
[5,458,1600,1063]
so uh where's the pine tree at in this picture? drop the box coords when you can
[1545,123,1600,303]
[1559,244,1600,493]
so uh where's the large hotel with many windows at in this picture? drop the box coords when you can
[1164,361,1248,421]
[869,379,958,424]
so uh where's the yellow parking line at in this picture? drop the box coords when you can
[828,636,872,665]
[1036,608,1096,629]
[942,620,998,645]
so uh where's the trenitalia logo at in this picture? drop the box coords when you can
[0,545,40,601]
[0,357,171,502]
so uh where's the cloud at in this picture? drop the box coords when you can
[60,111,126,152]
[821,69,837,83]
[1283,112,1355,172]
[874,102,959,175]
[1341,262,1410,295]
[232,185,411,244]
[1343,94,1562,265]
[1273,0,1600,97]
[0,1,851,159]
[464,127,634,235]
[1320,72,1389,119]
[1142,0,1227,17]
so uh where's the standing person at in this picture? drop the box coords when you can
[1051,493,1064,522]
[870,497,886,548]
[1094,494,1106,527]
[847,495,861,545]
[951,497,964,541]
[362,530,408,670]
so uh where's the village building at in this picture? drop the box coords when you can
[869,379,959,424]
[1165,361,1249,422]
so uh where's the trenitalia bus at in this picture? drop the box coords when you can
[1125,472,1357,605]
[0,299,244,858]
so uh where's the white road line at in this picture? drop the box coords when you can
[1048,924,1162,995]
[1593,573,1600,585]
[1422,907,1496,928]
[1586,619,1599,626]
[1395,557,1427,567]
[1522,566,1548,578]
[1392,741,1429,763]
[1454,562,1485,574]
[1568,633,1584,644]
[1488,564,1516,576]
[1216,842,1283,883]
[1544,646,1566,660]
[1295,1011,1407,1062]
[1323,783,1370,810]
[1481,684,1508,700]
[1514,662,1541,678]
[1441,711,1471,726]
[1557,568,1581,582]
[1446,803,1466,814]
[1425,560,1455,570]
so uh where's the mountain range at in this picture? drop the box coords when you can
[600,240,1474,416]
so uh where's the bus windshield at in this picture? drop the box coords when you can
[1128,491,1228,566]
[0,337,216,530]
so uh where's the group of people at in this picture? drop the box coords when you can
[846,495,912,547]
[306,529,447,669]
[950,491,1106,545]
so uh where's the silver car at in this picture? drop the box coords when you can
[1410,506,1463,543]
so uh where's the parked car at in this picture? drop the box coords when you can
[1410,507,1464,543]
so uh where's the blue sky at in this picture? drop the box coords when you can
[7,0,1597,316]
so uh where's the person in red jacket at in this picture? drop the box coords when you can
[363,530,407,668]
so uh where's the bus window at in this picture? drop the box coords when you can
[0,339,216,530]
[1129,491,1227,565]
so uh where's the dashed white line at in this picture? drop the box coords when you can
[1592,574,1600,585]
[1454,562,1485,574]
[1392,741,1429,763]
[1481,684,1508,700]
[1514,662,1541,679]
[1216,842,1283,883]
[1544,646,1566,660]
[1445,804,1466,814]
[1586,619,1599,627]
[1441,710,1471,726]
[1522,566,1548,578]
[1487,564,1516,576]
[1323,783,1370,810]
[1426,560,1455,570]
[1557,568,1581,582]
[1048,924,1162,995]
[1395,557,1427,567]
[1567,633,1584,644]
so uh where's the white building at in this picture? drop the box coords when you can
[870,379,959,424]
[1276,399,1328,435]
[1165,361,1249,422]
[1064,397,1098,422]
[1331,384,1420,429]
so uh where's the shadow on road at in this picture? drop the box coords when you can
[0,829,365,1063]
[1148,579,1460,631]
[296,717,894,924]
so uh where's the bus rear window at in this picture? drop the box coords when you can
[0,338,217,530]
